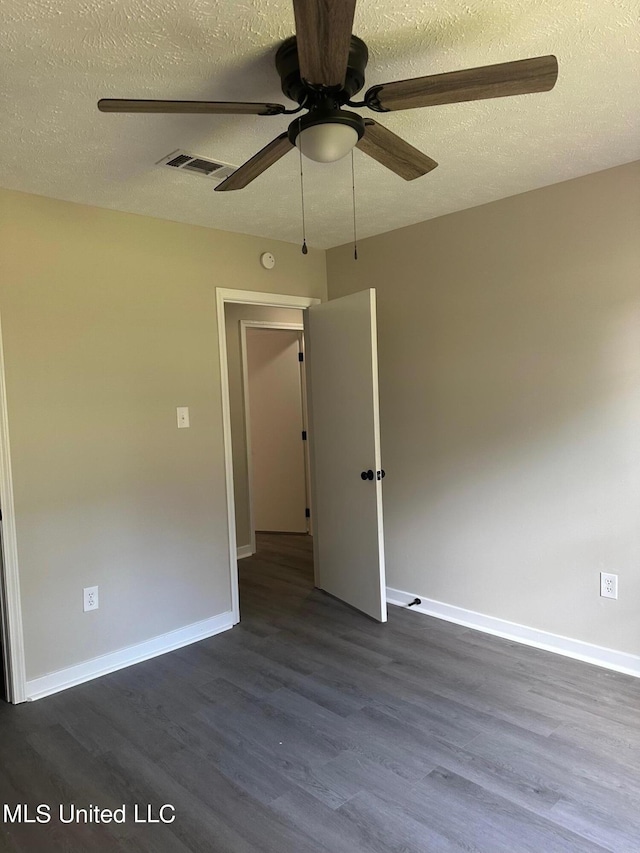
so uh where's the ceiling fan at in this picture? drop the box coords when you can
[98,0,558,192]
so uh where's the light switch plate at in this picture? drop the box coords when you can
[177,407,190,428]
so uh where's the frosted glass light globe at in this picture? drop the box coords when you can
[295,123,359,163]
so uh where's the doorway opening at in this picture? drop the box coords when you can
[217,286,387,627]
[240,320,310,553]
[226,304,312,563]
[216,289,320,624]
[224,305,313,616]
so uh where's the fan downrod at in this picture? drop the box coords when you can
[275,35,369,108]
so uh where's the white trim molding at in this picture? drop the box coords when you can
[215,288,321,625]
[387,587,640,679]
[237,544,253,560]
[26,611,234,701]
[216,288,321,310]
[0,311,27,704]
[240,320,305,330]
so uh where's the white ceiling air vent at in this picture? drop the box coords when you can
[157,150,237,181]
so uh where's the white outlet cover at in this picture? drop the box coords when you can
[83,585,99,612]
[600,572,618,600]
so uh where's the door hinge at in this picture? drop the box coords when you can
[302,430,307,441]
[298,352,304,362]
[305,508,310,518]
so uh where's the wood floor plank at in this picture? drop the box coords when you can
[342,768,611,853]
[467,724,640,812]
[337,789,467,853]
[266,686,438,783]
[549,794,640,852]
[100,743,261,853]
[0,728,136,852]
[0,531,638,852]
[155,745,329,853]
[304,748,432,811]
[272,787,407,853]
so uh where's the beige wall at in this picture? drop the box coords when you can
[224,304,304,549]
[1,159,638,684]
[247,328,307,533]
[327,162,640,656]
[0,188,326,681]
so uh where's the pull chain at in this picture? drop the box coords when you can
[351,149,358,260]
[298,120,308,255]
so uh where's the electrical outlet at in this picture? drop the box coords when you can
[600,572,618,600]
[83,586,99,612]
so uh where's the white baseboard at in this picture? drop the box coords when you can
[237,544,253,560]
[26,611,234,701]
[386,587,640,679]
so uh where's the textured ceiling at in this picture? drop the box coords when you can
[1,0,638,249]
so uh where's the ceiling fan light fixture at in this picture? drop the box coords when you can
[289,109,365,163]
[296,123,359,163]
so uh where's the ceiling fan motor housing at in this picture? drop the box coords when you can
[275,35,369,107]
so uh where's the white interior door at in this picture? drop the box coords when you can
[305,289,387,622]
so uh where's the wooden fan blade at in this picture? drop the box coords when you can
[357,119,437,181]
[292,0,357,87]
[215,133,294,192]
[366,55,558,112]
[97,99,286,116]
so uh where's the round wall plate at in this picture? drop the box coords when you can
[260,252,275,270]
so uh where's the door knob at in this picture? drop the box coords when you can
[377,470,386,480]
[361,469,374,480]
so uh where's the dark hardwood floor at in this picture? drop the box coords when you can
[1,533,639,852]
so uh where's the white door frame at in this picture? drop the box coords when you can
[216,288,321,624]
[240,320,307,557]
[0,314,27,704]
